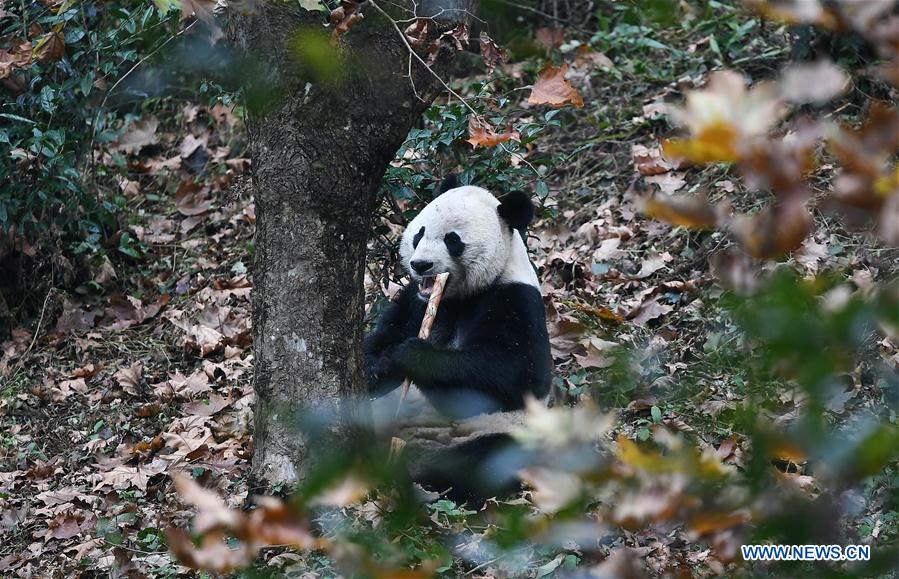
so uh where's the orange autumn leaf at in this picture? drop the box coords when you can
[466,116,520,148]
[688,510,750,536]
[731,196,813,259]
[330,1,364,42]
[643,194,719,230]
[661,123,741,164]
[528,63,584,108]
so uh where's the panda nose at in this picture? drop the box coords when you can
[411,260,434,275]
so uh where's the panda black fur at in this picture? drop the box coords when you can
[364,181,552,500]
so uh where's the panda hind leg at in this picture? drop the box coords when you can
[415,434,529,505]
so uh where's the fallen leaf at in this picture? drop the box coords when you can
[572,46,614,70]
[111,117,159,155]
[780,59,848,103]
[528,63,584,108]
[113,361,143,395]
[535,26,565,50]
[643,194,719,230]
[630,296,674,326]
[519,467,582,513]
[0,38,33,79]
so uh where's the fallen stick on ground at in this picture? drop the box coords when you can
[395,271,450,419]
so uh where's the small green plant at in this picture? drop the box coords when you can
[0,3,179,256]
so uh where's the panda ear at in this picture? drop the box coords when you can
[497,191,534,232]
[436,174,460,196]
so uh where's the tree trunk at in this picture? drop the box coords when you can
[229,2,475,485]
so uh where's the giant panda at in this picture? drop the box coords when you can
[365,178,552,501]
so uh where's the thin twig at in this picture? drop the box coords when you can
[9,287,55,379]
[88,19,199,158]
[368,0,479,118]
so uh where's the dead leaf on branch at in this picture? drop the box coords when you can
[329,1,364,42]
[528,63,584,108]
[479,31,507,73]
[425,24,470,65]
[829,103,899,213]
[403,18,428,49]
[33,30,65,64]
[466,115,520,149]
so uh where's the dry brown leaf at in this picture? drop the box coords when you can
[54,302,100,334]
[167,529,251,574]
[104,294,168,331]
[780,59,848,104]
[528,63,584,108]
[643,194,719,230]
[0,38,32,79]
[479,31,507,72]
[310,475,368,507]
[33,30,64,64]
[111,117,159,156]
[466,115,520,149]
[113,361,143,395]
[731,197,813,259]
[175,178,214,216]
[180,133,208,158]
[645,172,687,195]
[535,26,565,50]
[403,18,428,49]
[572,46,614,70]
[329,1,364,41]
[632,144,673,176]
[519,467,582,513]
[173,473,242,533]
[630,296,674,326]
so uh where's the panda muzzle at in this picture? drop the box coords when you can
[419,276,437,296]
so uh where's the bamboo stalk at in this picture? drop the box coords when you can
[395,272,450,419]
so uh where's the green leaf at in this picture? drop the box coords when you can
[0,113,36,124]
[152,0,179,14]
[297,0,327,11]
[651,406,662,422]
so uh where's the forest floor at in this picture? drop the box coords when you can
[3,5,899,578]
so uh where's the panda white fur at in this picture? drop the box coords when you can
[365,178,552,500]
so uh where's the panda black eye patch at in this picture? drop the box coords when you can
[412,226,425,249]
[444,231,465,257]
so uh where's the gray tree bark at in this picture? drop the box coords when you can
[229,2,476,485]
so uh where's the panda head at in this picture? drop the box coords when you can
[399,185,535,300]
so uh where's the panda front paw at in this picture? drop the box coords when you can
[394,337,435,378]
